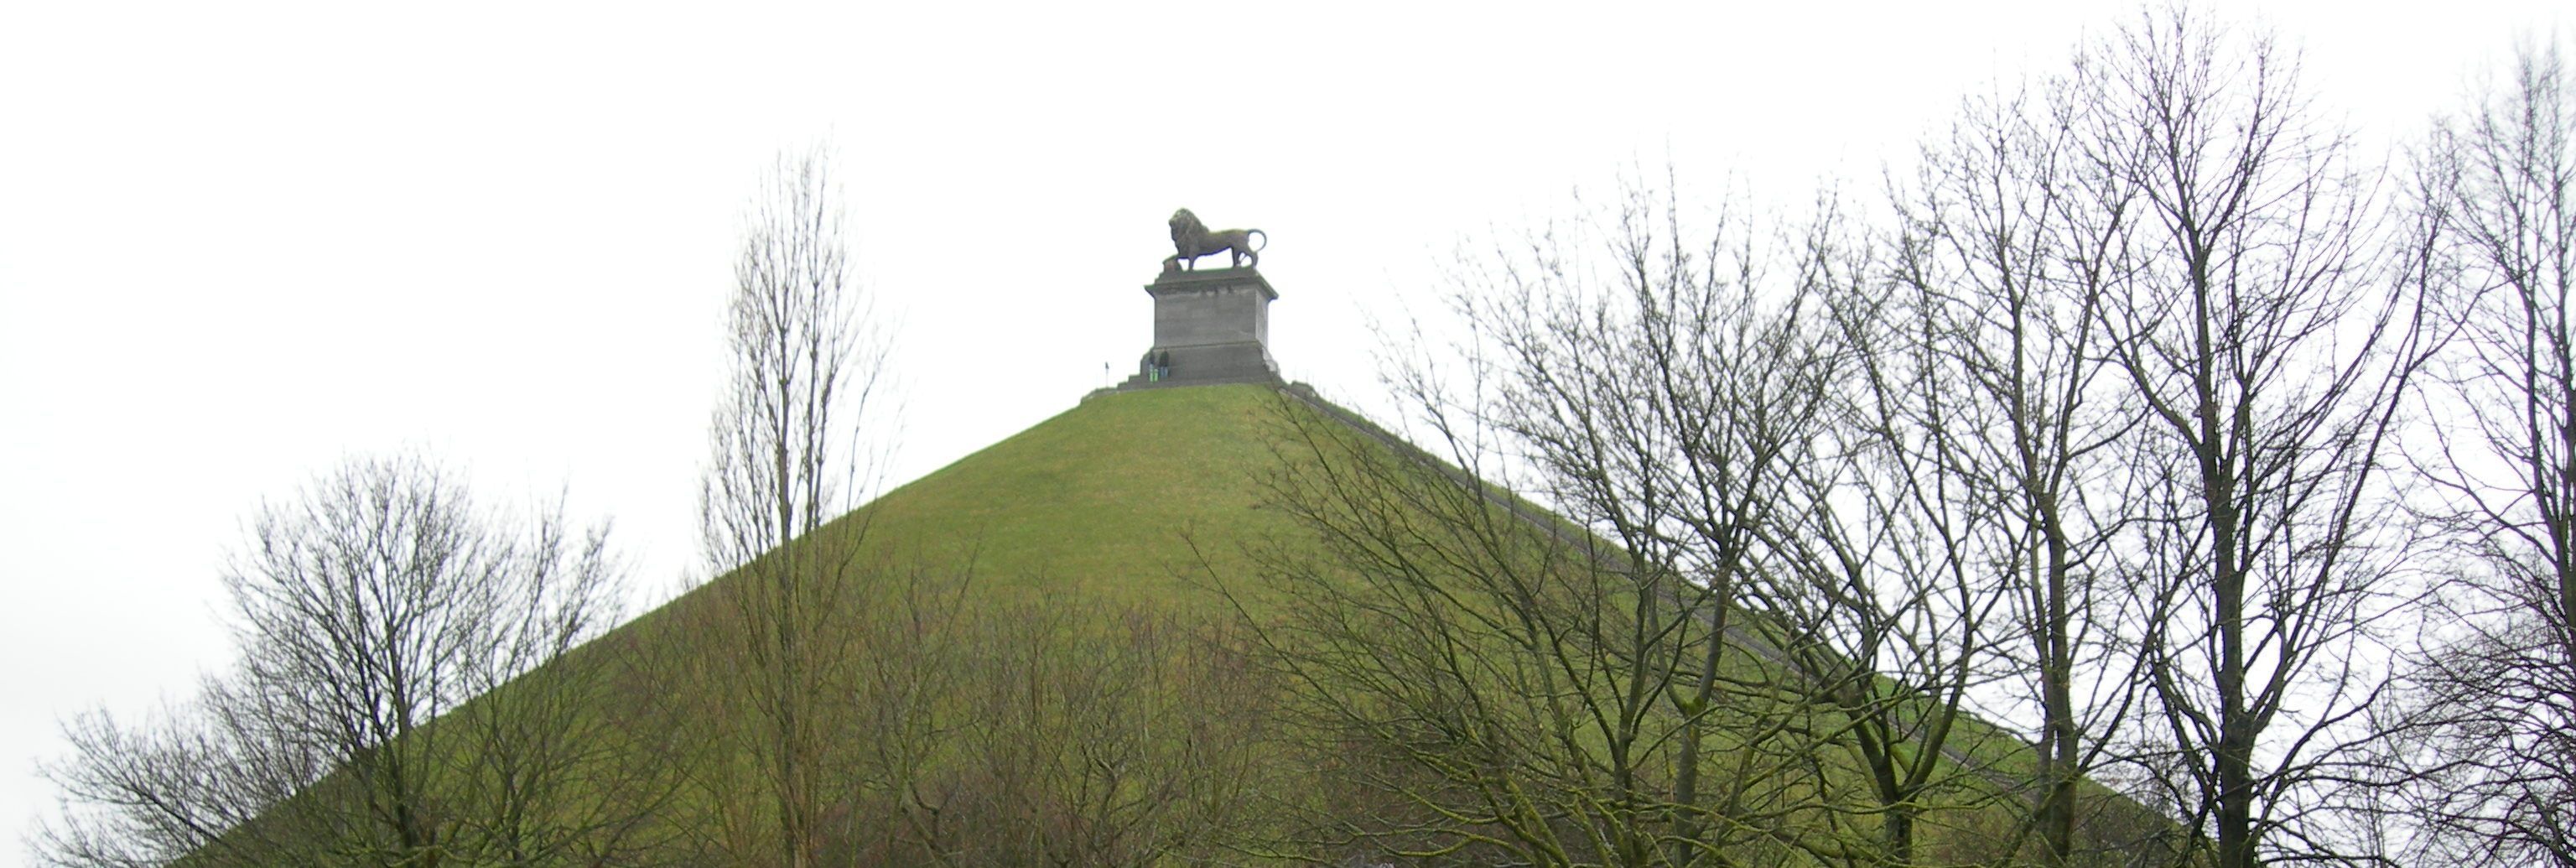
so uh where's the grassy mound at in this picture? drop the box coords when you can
[193,382,2166,865]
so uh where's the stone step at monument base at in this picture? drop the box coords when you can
[1118,341,1281,390]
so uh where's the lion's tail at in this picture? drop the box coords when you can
[1249,229,1268,252]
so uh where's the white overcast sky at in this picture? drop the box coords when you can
[2,1,2564,861]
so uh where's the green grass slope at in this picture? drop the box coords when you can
[610,382,1305,640]
[844,383,1302,606]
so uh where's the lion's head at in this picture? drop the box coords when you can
[1169,208,1208,248]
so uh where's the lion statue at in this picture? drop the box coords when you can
[1164,209,1266,271]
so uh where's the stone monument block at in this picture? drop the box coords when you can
[1118,267,1281,390]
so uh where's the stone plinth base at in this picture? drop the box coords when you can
[1117,267,1281,390]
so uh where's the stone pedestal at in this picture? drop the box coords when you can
[1117,267,1280,390]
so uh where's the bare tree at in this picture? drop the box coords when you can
[1230,184,1877,866]
[1883,71,2153,865]
[2075,9,2438,866]
[444,508,686,868]
[34,454,631,868]
[37,682,321,868]
[2390,37,2576,867]
[694,143,891,868]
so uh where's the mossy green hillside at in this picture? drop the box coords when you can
[606,382,1304,644]
[849,383,1303,606]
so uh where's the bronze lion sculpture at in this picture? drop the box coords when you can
[1164,209,1266,271]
